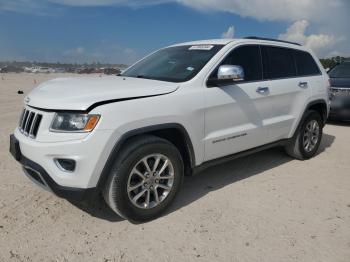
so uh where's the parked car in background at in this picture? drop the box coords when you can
[104,67,121,75]
[24,67,40,73]
[53,68,66,73]
[328,61,350,120]
[37,67,54,73]
[76,67,95,74]
[24,67,34,73]
[0,65,23,73]
[24,66,54,73]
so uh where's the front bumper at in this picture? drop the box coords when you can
[12,124,115,188]
[10,134,98,203]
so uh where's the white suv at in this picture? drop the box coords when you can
[10,37,329,222]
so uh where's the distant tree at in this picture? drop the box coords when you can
[319,56,348,70]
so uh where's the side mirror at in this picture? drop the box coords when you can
[208,65,245,87]
[218,65,244,81]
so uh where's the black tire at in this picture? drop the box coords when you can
[103,135,184,222]
[285,110,323,160]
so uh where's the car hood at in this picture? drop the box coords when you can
[26,76,179,111]
[330,77,350,88]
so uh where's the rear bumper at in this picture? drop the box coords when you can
[328,110,350,121]
[329,100,350,120]
[10,134,98,203]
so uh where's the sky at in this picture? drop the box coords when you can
[0,0,349,64]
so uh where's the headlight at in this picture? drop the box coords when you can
[50,113,100,132]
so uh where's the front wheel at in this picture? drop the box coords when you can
[103,135,184,222]
[285,110,323,160]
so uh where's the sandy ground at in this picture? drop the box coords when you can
[0,73,349,262]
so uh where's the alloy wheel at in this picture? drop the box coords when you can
[127,154,175,209]
[303,120,320,153]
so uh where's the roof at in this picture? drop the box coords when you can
[244,36,301,46]
[171,38,304,49]
[171,39,235,46]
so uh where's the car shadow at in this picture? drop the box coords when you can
[166,133,335,218]
[68,133,335,223]
[68,195,124,222]
[318,133,336,154]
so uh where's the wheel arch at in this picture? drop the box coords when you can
[96,123,196,190]
[291,99,328,138]
[305,99,328,126]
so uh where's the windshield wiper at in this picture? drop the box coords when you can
[121,75,161,81]
[136,75,154,80]
[136,75,147,78]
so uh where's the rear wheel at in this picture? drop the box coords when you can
[285,110,323,160]
[103,135,184,222]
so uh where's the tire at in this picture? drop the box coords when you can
[103,135,184,222]
[285,110,323,160]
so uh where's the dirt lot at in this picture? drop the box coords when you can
[0,73,349,262]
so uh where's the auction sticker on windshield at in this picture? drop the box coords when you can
[189,45,214,51]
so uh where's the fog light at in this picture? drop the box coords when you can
[54,158,76,172]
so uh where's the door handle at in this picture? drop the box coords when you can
[256,87,269,94]
[298,81,308,88]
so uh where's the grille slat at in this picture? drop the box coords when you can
[29,114,38,137]
[18,108,42,139]
[18,109,25,126]
[24,112,35,135]
[20,110,29,132]
[31,114,42,138]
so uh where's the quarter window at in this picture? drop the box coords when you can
[262,46,296,79]
[294,50,321,76]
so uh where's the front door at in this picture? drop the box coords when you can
[204,45,271,161]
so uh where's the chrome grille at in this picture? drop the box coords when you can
[18,108,42,138]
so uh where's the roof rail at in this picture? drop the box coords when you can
[244,36,301,46]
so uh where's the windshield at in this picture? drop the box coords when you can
[121,45,224,83]
[329,63,350,78]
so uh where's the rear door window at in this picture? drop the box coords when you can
[262,46,296,79]
[294,50,321,76]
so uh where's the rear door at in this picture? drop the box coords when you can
[260,46,313,142]
[204,45,271,161]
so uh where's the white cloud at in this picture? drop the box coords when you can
[0,0,170,14]
[179,0,349,57]
[178,0,345,22]
[4,0,345,21]
[61,44,138,64]
[48,0,171,7]
[278,20,338,57]
[0,0,349,57]
[123,47,136,55]
[122,48,138,62]
[63,47,85,56]
[221,26,234,39]
[0,0,51,15]
[1,0,348,22]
